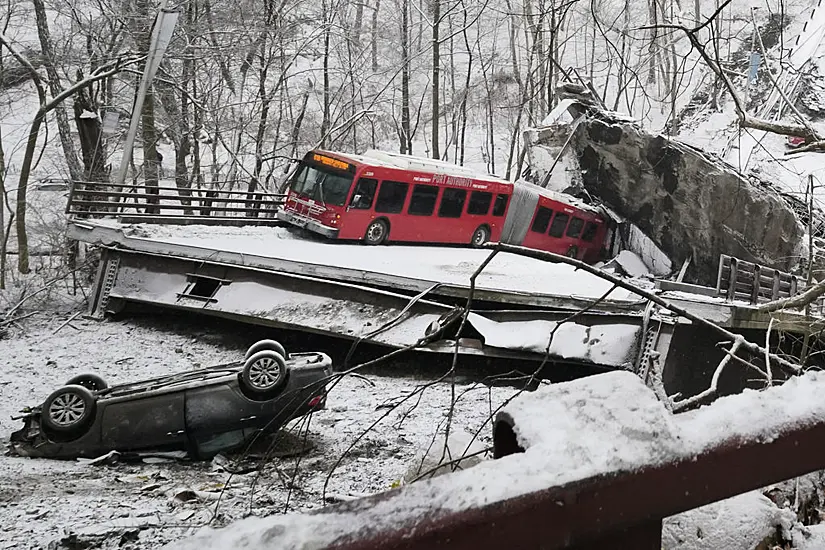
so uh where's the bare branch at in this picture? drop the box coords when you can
[484,242,802,375]
[672,336,744,412]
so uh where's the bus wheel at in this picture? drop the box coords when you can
[364,219,389,245]
[471,225,491,247]
[566,246,578,259]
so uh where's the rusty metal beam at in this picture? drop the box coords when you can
[320,420,825,549]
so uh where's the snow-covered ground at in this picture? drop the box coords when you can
[0,308,522,549]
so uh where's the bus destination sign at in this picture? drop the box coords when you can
[312,153,350,171]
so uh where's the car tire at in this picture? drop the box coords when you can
[471,225,491,248]
[244,339,287,361]
[241,350,288,397]
[41,385,96,435]
[364,219,389,245]
[65,373,108,392]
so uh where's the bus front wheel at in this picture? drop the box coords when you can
[364,219,389,245]
[471,225,491,248]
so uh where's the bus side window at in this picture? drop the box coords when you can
[438,188,467,218]
[349,178,378,210]
[492,194,509,216]
[548,212,569,238]
[408,184,439,216]
[467,191,493,215]
[530,206,553,233]
[566,217,584,238]
[374,180,410,213]
[581,222,599,242]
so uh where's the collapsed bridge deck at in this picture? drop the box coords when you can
[69,219,822,399]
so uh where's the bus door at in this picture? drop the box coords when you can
[341,177,379,239]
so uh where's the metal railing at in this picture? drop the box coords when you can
[173,371,825,550]
[66,180,286,225]
[716,254,799,304]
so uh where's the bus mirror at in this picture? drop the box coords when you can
[351,194,363,206]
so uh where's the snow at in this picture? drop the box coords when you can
[794,523,825,549]
[663,491,796,550]
[467,313,640,368]
[80,221,642,303]
[169,369,825,550]
[677,371,825,453]
[613,250,652,278]
[0,308,520,549]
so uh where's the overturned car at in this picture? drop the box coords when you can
[10,340,332,460]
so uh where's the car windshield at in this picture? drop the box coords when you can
[290,163,353,207]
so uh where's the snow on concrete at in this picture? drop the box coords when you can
[467,313,640,368]
[613,250,652,278]
[170,369,825,550]
[83,221,641,303]
[663,491,796,550]
[677,370,825,454]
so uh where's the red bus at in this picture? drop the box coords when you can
[277,149,608,262]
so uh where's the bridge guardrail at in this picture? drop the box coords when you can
[66,180,286,226]
[173,370,825,550]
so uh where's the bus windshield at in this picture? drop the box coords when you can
[290,163,353,207]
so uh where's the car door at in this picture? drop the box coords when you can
[100,390,187,451]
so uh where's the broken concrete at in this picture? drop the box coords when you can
[528,86,806,285]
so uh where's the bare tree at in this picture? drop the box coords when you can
[31,0,83,182]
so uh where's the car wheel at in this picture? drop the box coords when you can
[364,219,388,245]
[471,225,491,247]
[65,373,108,392]
[241,350,288,397]
[41,385,96,435]
[244,339,287,361]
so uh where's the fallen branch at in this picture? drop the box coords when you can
[672,337,744,412]
[52,311,81,335]
[756,277,825,312]
[0,310,38,326]
[765,316,774,386]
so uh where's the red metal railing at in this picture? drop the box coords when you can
[174,370,825,550]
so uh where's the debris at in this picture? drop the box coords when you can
[77,450,121,466]
[171,488,221,503]
[605,250,651,278]
[52,312,82,335]
[404,430,488,483]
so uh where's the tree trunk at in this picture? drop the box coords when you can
[320,0,331,147]
[16,109,47,273]
[134,0,159,212]
[142,90,160,213]
[431,0,440,159]
[0,124,5,289]
[72,86,106,183]
[156,74,193,213]
[459,6,473,165]
[401,0,411,153]
[372,0,380,71]
[31,0,82,181]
